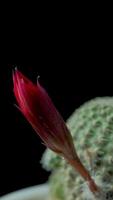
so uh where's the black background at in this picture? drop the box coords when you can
[0,4,113,197]
[0,60,113,196]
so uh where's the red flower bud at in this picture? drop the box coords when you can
[13,69,76,160]
[13,69,100,195]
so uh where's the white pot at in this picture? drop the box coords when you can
[0,184,49,200]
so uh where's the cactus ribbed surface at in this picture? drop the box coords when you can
[42,97,113,200]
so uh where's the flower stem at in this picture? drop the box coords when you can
[68,157,100,195]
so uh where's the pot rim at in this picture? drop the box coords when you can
[0,183,49,200]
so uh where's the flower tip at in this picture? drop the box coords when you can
[14,66,18,71]
[12,67,18,77]
[37,75,40,84]
[12,67,20,84]
[12,72,17,87]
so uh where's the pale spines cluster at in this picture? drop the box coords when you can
[42,97,113,200]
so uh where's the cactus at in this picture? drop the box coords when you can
[42,97,113,200]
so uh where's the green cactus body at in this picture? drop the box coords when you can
[42,97,113,200]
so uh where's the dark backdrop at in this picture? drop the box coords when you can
[0,64,113,196]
